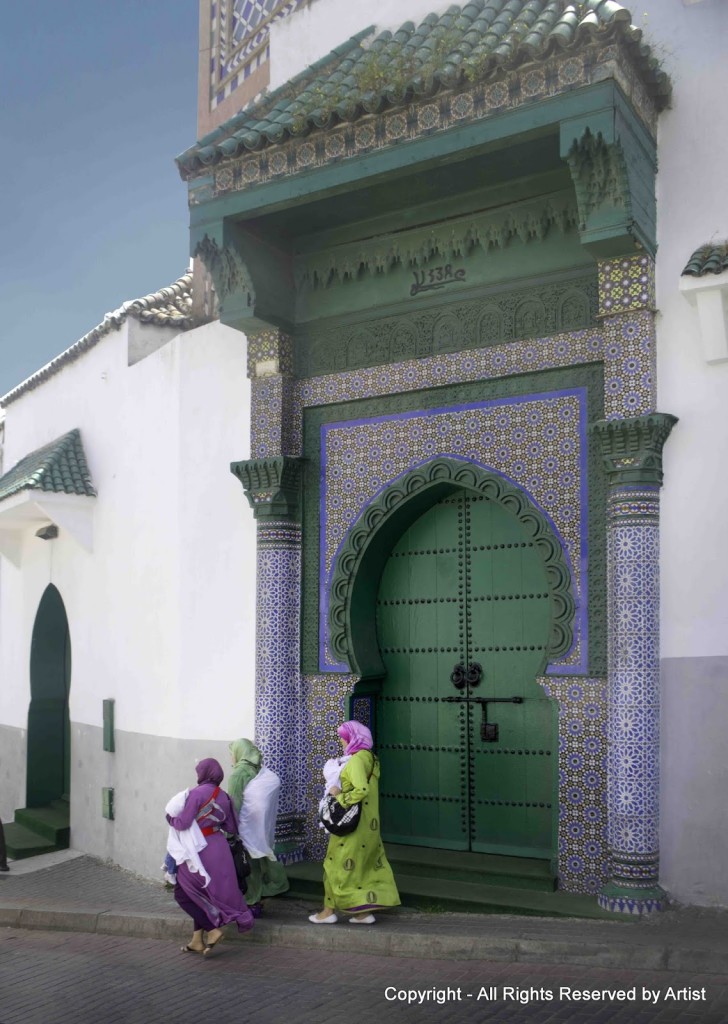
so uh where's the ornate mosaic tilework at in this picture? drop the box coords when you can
[286,318,656,458]
[606,518,661,859]
[598,254,655,317]
[255,535,303,820]
[599,482,663,912]
[300,672,359,861]
[210,0,307,110]
[538,675,610,894]
[319,390,588,673]
[207,44,656,199]
[251,377,298,459]
[248,331,297,459]
[247,329,294,378]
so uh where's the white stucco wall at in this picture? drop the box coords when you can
[625,0,728,907]
[0,318,256,744]
[636,0,728,660]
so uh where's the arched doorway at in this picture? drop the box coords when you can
[27,585,71,808]
[329,458,575,866]
[375,488,556,858]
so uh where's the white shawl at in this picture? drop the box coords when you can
[165,789,211,887]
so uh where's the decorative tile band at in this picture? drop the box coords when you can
[608,487,660,524]
[598,892,666,915]
[539,676,610,894]
[202,43,656,200]
[282,315,656,464]
[598,254,655,317]
[258,521,302,549]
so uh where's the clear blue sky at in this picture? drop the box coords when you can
[0,1,199,398]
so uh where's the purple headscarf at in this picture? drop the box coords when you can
[337,720,373,755]
[196,758,224,786]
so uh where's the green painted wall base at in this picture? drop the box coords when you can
[4,800,69,861]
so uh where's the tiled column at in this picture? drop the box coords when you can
[592,413,677,914]
[231,327,306,863]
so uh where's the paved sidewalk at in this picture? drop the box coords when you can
[0,853,727,974]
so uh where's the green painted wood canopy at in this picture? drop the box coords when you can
[179,2,669,337]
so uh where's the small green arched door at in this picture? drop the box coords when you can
[27,585,71,807]
[375,488,557,858]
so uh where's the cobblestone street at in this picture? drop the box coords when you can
[0,928,725,1024]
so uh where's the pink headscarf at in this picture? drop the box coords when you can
[337,720,373,755]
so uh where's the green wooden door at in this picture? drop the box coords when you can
[375,489,556,857]
[27,585,72,808]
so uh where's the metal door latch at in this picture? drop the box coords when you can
[443,694,523,741]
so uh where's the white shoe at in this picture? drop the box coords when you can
[308,912,338,924]
[349,914,376,924]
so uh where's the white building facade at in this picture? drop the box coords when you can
[0,0,726,909]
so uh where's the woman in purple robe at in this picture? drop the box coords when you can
[167,757,254,954]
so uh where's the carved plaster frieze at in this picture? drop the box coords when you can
[295,195,579,289]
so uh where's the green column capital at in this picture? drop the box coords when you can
[590,413,678,487]
[230,456,304,520]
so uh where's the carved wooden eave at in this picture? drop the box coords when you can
[182,20,664,337]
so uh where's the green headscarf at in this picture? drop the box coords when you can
[228,738,262,816]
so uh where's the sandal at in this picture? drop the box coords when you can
[181,943,206,953]
[203,929,225,956]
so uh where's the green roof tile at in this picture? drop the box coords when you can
[0,429,96,504]
[682,243,728,278]
[177,0,671,179]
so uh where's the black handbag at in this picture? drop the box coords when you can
[227,835,252,893]
[318,758,377,836]
[319,794,362,836]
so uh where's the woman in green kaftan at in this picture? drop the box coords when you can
[309,720,400,925]
[228,738,289,914]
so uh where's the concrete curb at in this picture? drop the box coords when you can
[1,902,727,974]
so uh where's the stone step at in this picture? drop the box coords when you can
[14,801,70,847]
[384,844,557,892]
[284,860,613,920]
[3,822,58,861]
